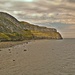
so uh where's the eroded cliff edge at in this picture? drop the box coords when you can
[20,21,62,39]
[0,12,62,41]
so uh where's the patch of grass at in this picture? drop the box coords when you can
[0,32,11,41]
[22,30,33,39]
[31,30,61,39]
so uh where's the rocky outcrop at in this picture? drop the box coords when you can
[0,12,62,41]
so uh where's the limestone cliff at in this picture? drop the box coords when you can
[20,21,62,39]
[0,12,62,41]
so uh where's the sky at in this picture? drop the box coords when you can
[0,0,75,38]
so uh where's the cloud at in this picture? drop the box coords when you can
[0,0,75,38]
[14,0,35,2]
[68,0,75,3]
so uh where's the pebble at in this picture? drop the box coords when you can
[0,50,2,51]
[8,49,11,51]
[24,49,27,51]
[13,60,15,61]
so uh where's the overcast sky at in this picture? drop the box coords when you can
[0,0,75,38]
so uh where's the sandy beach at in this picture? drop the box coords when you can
[0,39,75,75]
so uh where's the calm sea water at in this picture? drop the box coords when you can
[25,39,75,75]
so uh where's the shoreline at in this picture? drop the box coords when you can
[0,40,30,49]
[0,39,62,49]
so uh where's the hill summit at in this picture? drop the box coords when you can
[0,12,62,41]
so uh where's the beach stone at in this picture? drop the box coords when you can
[8,49,11,51]
[9,51,11,53]
[24,49,27,51]
[13,60,15,61]
[0,50,2,51]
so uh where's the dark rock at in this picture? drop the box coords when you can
[13,60,15,61]
[0,50,2,51]
[8,49,11,51]
[24,49,27,51]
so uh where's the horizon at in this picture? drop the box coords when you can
[0,0,75,38]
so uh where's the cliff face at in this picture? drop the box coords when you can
[0,12,62,41]
[20,21,62,39]
[0,12,23,33]
[20,22,57,32]
[0,12,33,41]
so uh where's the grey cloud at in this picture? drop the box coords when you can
[68,0,75,3]
[0,0,75,38]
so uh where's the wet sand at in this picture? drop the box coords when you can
[0,39,75,75]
